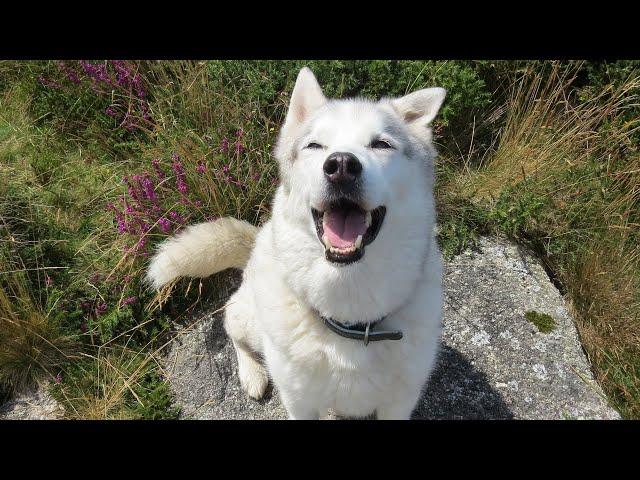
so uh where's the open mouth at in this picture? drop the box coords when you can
[311,199,386,264]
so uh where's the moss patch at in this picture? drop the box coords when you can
[525,310,557,333]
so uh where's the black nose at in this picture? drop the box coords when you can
[323,152,362,185]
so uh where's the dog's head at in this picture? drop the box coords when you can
[272,67,446,322]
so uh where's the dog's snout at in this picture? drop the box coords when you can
[323,152,362,185]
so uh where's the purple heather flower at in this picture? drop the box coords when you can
[141,176,158,203]
[196,161,206,174]
[171,164,183,176]
[45,275,53,286]
[79,60,93,74]
[169,211,185,224]
[158,217,171,233]
[236,128,244,137]
[151,159,165,179]
[80,61,112,86]
[67,71,80,83]
[96,302,108,317]
[139,221,151,234]
[172,156,188,194]
[57,61,80,84]
[121,296,138,307]
[54,373,62,384]
[106,106,117,117]
[89,272,103,284]
[235,141,244,154]
[113,60,130,85]
[126,183,140,203]
[141,101,151,121]
[107,202,129,233]
[220,137,229,153]
[38,76,61,89]
[80,301,91,314]
[132,74,146,98]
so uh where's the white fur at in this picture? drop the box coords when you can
[147,67,446,419]
[146,217,258,289]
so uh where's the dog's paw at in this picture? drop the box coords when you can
[238,361,269,400]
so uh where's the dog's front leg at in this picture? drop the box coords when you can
[376,393,420,420]
[264,346,320,420]
[376,404,414,420]
[278,388,320,420]
[286,407,320,420]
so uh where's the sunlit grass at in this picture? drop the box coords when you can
[440,62,640,417]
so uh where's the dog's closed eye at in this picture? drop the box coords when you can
[370,139,393,149]
[305,142,324,149]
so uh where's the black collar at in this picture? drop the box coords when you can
[320,315,403,346]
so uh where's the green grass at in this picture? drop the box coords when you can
[1,60,639,419]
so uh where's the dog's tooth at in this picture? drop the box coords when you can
[365,211,372,228]
[322,235,331,250]
[355,235,363,249]
[329,245,358,254]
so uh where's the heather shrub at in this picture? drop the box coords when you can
[207,60,492,151]
[27,60,154,160]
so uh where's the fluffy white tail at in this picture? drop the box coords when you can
[146,217,259,290]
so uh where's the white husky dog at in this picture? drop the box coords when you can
[147,67,446,419]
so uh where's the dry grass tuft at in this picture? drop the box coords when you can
[458,62,640,199]
[0,258,77,394]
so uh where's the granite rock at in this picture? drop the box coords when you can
[163,237,620,420]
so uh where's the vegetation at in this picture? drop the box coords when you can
[525,311,558,334]
[0,60,638,418]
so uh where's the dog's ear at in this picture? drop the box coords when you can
[275,68,326,165]
[283,67,326,131]
[391,87,446,127]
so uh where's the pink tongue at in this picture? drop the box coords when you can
[323,208,367,248]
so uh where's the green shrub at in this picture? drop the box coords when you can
[207,60,492,149]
